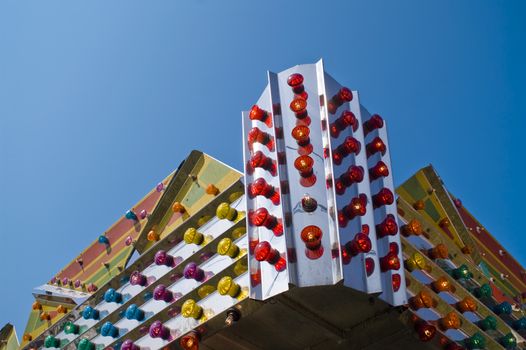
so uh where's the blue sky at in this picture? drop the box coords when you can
[1,0,525,335]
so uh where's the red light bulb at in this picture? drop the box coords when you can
[249,105,272,127]
[339,165,364,187]
[366,137,387,157]
[248,178,280,205]
[294,155,313,174]
[247,127,274,152]
[254,241,286,272]
[372,188,394,208]
[274,258,287,272]
[290,98,308,118]
[291,125,310,145]
[338,87,353,102]
[291,125,313,155]
[380,251,400,271]
[363,114,384,136]
[341,136,361,156]
[392,273,402,291]
[329,87,353,114]
[329,110,358,138]
[345,232,372,256]
[247,151,277,176]
[341,246,351,265]
[388,242,399,254]
[333,137,361,164]
[294,155,316,187]
[249,208,283,236]
[287,73,304,88]
[415,322,436,342]
[300,225,322,250]
[343,194,367,220]
[254,241,276,261]
[340,110,358,132]
[334,179,345,195]
[329,123,341,138]
[365,257,375,276]
[287,73,306,99]
[300,225,324,260]
[376,214,398,238]
[369,160,389,180]
[338,210,348,227]
[332,149,343,165]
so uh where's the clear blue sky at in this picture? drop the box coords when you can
[1,0,525,335]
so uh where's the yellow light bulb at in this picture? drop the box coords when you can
[184,228,204,245]
[217,276,240,298]
[216,202,238,221]
[217,238,240,258]
[406,252,429,272]
[181,299,202,319]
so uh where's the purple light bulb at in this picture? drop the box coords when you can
[125,235,133,246]
[120,339,139,350]
[139,210,148,220]
[156,183,164,192]
[149,321,169,340]
[153,284,173,302]
[183,262,204,281]
[74,279,81,288]
[154,251,174,267]
[130,271,147,286]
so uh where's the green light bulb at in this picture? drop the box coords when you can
[452,264,471,280]
[473,283,492,299]
[64,321,79,335]
[500,333,517,350]
[477,315,497,331]
[464,332,486,350]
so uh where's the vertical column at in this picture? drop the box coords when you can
[322,70,382,294]
[243,61,406,304]
[362,109,407,306]
[272,63,341,287]
[242,86,290,300]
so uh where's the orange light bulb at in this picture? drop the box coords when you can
[147,230,159,242]
[439,217,450,228]
[427,244,448,260]
[180,331,200,350]
[172,202,185,213]
[206,184,219,195]
[456,296,477,313]
[401,219,423,236]
[439,312,461,330]
[431,276,455,293]
[409,291,436,310]
[32,301,42,310]
[413,200,425,210]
